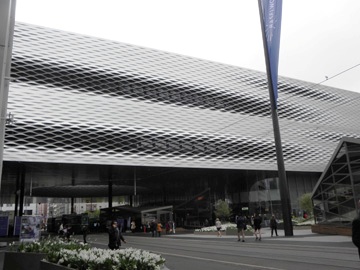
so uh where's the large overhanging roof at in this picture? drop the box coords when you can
[4,22,360,173]
[31,185,147,198]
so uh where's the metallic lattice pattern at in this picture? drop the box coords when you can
[5,22,360,172]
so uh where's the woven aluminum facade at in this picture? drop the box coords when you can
[5,22,360,172]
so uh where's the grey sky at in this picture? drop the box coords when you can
[15,0,360,93]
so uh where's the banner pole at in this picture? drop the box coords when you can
[258,0,293,236]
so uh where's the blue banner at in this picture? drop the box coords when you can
[0,216,9,237]
[259,0,282,108]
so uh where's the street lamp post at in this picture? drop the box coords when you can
[0,0,16,198]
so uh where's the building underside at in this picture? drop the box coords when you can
[1,22,360,225]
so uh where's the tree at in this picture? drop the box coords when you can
[214,199,232,221]
[85,209,100,219]
[299,193,313,217]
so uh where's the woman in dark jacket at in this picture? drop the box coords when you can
[108,220,126,250]
[352,216,360,259]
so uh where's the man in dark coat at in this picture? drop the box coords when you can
[270,215,278,237]
[108,220,126,250]
[352,216,360,259]
[81,225,89,244]
[253,213,262,241]
[150,220,157,237]
[236,215,247,242]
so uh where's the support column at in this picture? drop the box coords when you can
[19,164,25,216]
[14,164,20,217]
[108,166,112,208]
[131,167,138,207]
[71,167,75,214]
[0,0,16,195]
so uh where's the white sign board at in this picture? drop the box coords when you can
[20,216,42,242]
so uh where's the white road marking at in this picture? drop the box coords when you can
[158,251,286,270]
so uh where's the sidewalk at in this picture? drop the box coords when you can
[170,227,353,243]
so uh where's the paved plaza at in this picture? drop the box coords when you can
[1,228,358,270]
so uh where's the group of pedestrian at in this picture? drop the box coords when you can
[148,220,176,237]
[62,213,360,260]
[59,222,89,243]
[232,213,279,242]
[148,220,161,237]
[58,223,72,241]
[234,214,254,242]
[105,213,360,258]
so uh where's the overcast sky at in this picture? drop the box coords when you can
[14,0,360,93]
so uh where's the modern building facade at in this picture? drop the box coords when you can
[312,137,360,226]
[1,22,360,226]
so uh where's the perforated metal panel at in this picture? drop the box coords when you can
[5,22,360,172]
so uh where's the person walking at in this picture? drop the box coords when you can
[253,213,262,241]
[156,221,163,237]
[204,219,209,227]
[81,225,89,243]
[108,220,126,250]
[236,215,247,242]
[215,218,222,237]
[150,220,156,237]
[352,215,360,259]
[270,215,278,237]
[58,223,64,236]
[172,221,176,234]
[130,220,136,233]
[165,221,171,234]
[63,225,71,241]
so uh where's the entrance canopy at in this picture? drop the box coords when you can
[312,137,360,225]
[100,205,173,225]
